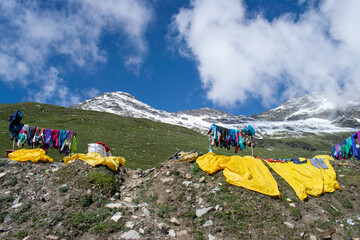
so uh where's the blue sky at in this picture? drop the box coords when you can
[1,0,359,116]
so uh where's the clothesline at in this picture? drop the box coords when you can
[8,110,77,156]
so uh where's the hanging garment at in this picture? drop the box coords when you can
[8,110,23,140]
[52,129,60,148]
[27,126,35,146]
[44,129,53,148]
[17,124,29,147]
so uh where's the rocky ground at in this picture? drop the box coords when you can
[0,155,359,240]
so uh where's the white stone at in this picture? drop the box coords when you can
[111,212,122,222]
[120,230,140,239]
[137,203,148,207]
[186,196,192,201]
[166,171,171,176]
[199,176,205,183]
[203,219,213,227]
[193,183,201,189]
[209,234,217,240]
[139,228,145,234]
[166,189,172,193]
[196,207,213,217]
[12,203,23,208]
[186,173,192,179]
[106,203,122,208]
[286,198,292,202]
[177,230,188,236]
[289,203,296,207]
[170,217,180,225]
[0,172,7,178]
[284,222,295,229]
[215,205,220,210]
[198,197,203,204]
[124,197,133,203]
[143,208,151,218]
[168,229,176,237]
[309,235,317,240]
[183,181,193,187]
[161,177,173,183]
[125,221,135,229]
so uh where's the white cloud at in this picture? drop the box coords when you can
[171,0,360,108]
[0,0,152,104]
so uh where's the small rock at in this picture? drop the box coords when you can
[12,196,22,205]
[300,232,306,238]
[185,173,192,179]
[198,197,203,204]
[4,191,10,195]
[86,189,92,194]
[339,174,345,177]
[125,221,135,229]
[166,170,171,176]
[106,203,122,208]
[186,196,192,201]
[124,197,133,203]
[208,234,216,240]
[199,176,205,183]
[289,203,296,207]
[170,217,180,226]
[45,235,58,240]
[137,203,148,207]
[309,235,317,240]
[286,198,292,202]
[110,197,116,201]
[193,183,201,189]
[283,222,294,229]
[158,223,169,234]
[111,212,122,222]
[120,230,140,239]
[212,187,220,192]
[12,203,23,208]
[196,207,213,217]
[143,208,151,218]
[183,181,193,187]
[215,205,220,210]
[139,228,145,234]
[339,224,344,228]
[166,189,172,193]
[0,172,7,178]
[61,183,67,188]
[347,218,355,226]
[322,233,332,240]
[315,227,324,233]
[161,177,174,183]
[177,230,188,236]
[203,220,213,227]
[168,229,176,237]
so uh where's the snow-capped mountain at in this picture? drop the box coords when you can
[71,91,359,136]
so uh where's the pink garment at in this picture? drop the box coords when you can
[52,129,60,148]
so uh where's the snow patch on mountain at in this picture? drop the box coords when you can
[71,91,358,136]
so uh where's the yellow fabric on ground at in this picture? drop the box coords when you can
[9,148,53,163]
[63,152,126,171]
[265,156,341,201]
[196,153,280,197]
[313,155,335,161]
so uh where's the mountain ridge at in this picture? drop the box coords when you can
[71,91,360,135]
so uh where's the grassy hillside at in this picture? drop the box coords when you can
[0,102,356,169]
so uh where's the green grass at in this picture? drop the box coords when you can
[0,102,355,169]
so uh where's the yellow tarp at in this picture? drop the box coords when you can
[63,152,126,171]
[265,156,341,201]
[196,152,280,198]
[9,148,53,163]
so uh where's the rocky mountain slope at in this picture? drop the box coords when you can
[71,92,359,135]
[0,155,359,240]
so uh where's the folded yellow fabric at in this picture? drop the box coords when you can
[63,152,126,171]
[9,148,53,163]
[196,153,280,198]
[265,156,341,201]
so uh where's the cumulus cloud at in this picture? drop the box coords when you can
[0,0,152,104]
[171,0,360,108]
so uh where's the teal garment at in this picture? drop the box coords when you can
[345,137,353,158]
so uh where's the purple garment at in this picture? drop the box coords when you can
[44,129,53,148]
